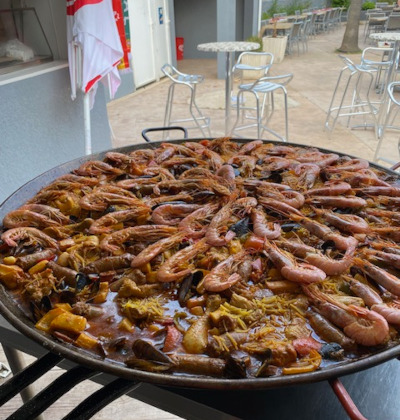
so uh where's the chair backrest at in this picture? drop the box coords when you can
[161,63,178,80]
[361,46,393,67]
[376,1,389,6]
[367,8,383,15]
[233,51,274,81]
[388,81,400,106]
[161,64,203,85]
[368,12,386,19]
[302,19,312,36]
[386,14,400,30]
[289,21,303,38]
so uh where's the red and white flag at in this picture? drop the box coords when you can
[67,0,123,107]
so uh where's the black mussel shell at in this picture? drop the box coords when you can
[267,171,283,184]
[233,168,241,177]
[41,295,53,312]
[320,343,344,360]
[178,274,193,306]
[281,222,301,232]
[125,357,172,372]
[75,273,89,291]
[104,205,117,215]
[178,240,191,250]
[132,339,173,364]
[321,240,336,253]
[178,271,203,306]
[108,336,127,351]
[224,356,247,379]
[229,217,250,237]
[59,289,77,305]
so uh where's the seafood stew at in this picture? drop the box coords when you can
[1,137,400,382]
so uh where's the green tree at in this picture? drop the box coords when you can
[338,0,363,53]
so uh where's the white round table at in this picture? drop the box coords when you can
[197,41,260,134]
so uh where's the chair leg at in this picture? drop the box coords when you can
[255,93,261,139]
[230,90,243,136]
[164,84,175,127]
[189,86,211,137]
[2,345,44,420]
[283,87,289,142]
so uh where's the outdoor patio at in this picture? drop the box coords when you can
[2,19,400,420]
[108,22,400,168]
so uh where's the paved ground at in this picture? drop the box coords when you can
[108,23,400,167]
[2,21,400,420]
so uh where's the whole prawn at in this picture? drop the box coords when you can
[275,237,357,276]
[179,203,220,239]
[100,225,177,253]
[80,193,145,212]
[205,196,238,246]
[1,227,59,249]
[157,238,210,282]
[348,278,400,326]
[303,285,389,346]
[202,250,251,292]
[74,160,124,177]
[131,232,187,268]
[151,203,200,225]
[305,181,352,196]
[250,207,281,239]
[312,207,370,234]
[89,207,150,234]
[264,240,326,284]
[353,257,400,297]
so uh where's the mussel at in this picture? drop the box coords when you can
[229,217,250,237]
[320,343,344,360]
[178,271,203,306]
[132,339,173,364]
[281,222,301,232]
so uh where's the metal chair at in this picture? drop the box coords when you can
[364,12,386,40]
[232,51,274,85]
[286,22,303,55]
[374,81,400,164]
[314,10,329,33]
[361,46,393,93]
[231,73,294,141]
[161,64,211,137]
[300,19,312,52]
[325,55,380,133]
[385,14,400,31]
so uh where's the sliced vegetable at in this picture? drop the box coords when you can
[244,235,264,251]
[49,312,87,334]
[75,332,98,349]
[0,264,24,289]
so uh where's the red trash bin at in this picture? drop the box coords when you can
[176,37,184,60]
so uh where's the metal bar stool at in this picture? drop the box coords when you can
[324,55,382,133]
[161,64,211,137]
[231,73,293,142]
[374,81,400,164]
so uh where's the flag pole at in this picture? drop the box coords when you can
[83,91,92,155]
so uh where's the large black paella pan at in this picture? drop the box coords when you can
[1,136,400,397]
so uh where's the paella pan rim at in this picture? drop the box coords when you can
[1,137,399,391]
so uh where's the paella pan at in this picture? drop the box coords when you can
[1,137,400,392]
